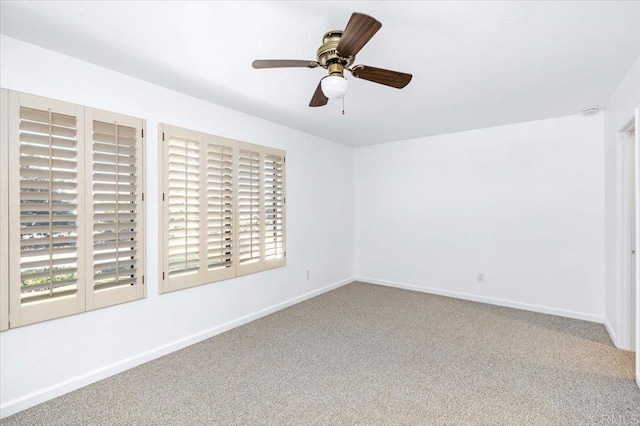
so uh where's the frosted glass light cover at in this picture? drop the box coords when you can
[321,76,349,99]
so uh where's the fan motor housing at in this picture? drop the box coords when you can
[317,31,354,69]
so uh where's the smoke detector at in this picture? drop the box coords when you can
[582,106,600,115]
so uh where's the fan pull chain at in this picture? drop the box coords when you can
[342,97,345,115]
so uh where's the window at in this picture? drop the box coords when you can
[0,90,146,328]
[159,124,286,293]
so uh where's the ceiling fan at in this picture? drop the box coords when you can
[252,12,412,107]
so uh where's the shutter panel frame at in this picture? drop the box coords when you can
[85,108,146,310]
[160,124,205,293]
[236,142,264,277]
[262,146,286,270]
[8,91,86,327]
[203,134,236,283]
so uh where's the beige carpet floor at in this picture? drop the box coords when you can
[2,281,639,425]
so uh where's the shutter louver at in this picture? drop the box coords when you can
[237,148,261,268]
[205,139,234,279]
[167,134,201,279]
[18,106,80,305]
[264,153,285,263]
[91,120,140,294]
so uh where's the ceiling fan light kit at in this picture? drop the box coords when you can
[321,76,349,99]
[252,12,412,108]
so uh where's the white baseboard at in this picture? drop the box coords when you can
[356,276,604,324]
[604,316,619,348]
[0,277,354,419]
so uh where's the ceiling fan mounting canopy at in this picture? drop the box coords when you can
[317,31,354,69]
[252,12,412,107]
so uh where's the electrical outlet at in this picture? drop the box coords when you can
[306,270,311,281]
[317,266,323,279]
[477,273,484,283]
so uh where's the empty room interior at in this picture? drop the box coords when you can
[1,1,640,424]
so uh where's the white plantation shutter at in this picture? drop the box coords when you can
[236,145,263,276]
[2,90,146,329]
[204,135,235,282]
[8,93,85,326]
[159,123,285,293]
[263,149,286,267]
[160,125,203,292]
[86,109,145,309]
[0,89,9,331]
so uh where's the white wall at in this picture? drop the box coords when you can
[0,35,355,416]
[603,57,640,359]
[355,114,606,322]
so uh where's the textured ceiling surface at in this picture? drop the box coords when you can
[1,1,639,146]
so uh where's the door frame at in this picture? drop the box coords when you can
[634,109,640,389]
[616,117,636,352]
[619,110,640,389]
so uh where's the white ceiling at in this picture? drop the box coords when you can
[1,1,639,147]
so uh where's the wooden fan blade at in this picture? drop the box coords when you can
[337,13,382,57]
[252,60,319,69]
[309,80,328,107]
[350,65,412,89]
